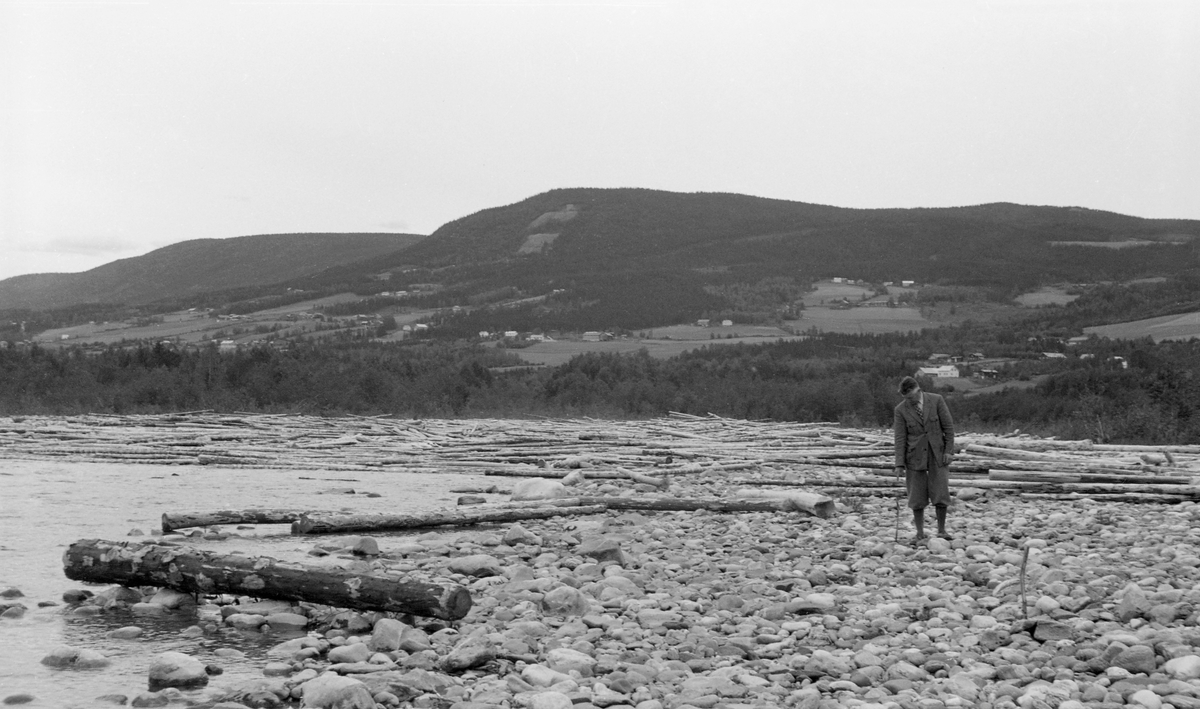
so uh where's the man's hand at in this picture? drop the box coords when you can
[894,466,905,474]
[942,452,953,466]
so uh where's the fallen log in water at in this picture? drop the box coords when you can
[162,509,326,533]
[62,539,472,620]
[293,505,609,534]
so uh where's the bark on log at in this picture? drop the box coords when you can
[293,505,609,534]
[62,539,472,620]
[162,509,323,533]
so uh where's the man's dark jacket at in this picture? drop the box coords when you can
[893,391,955,471]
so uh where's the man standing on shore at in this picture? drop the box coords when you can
[893,376,955,542]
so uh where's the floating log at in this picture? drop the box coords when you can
[293,505,609,534]
[63,539,472,620]
[162,509,324,533]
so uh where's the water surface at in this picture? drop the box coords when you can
[0,460,484,706]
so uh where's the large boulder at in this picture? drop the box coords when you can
[369,618,410,652]
[575,536,626,565]
[146,589,196,610]
[327,643,372,665]
[441,634,496,672]
[503,523,542,546]
[148,652,208,689]
[541,586,591,617]
[447,554,504,578]
[546,647,597,676]
[265,612,308,628]
[1115,584,1152,622]
[1112,645,1158,675]
[398,626,433,654]
[40,646,111,669]
[1164,655,1200,681]
[299,673,375,709]
[512,479,570,502]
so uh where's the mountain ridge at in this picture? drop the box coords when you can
[0,232,425,311]
[5,188,1199,321]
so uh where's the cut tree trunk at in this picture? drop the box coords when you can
[293,504,609,534]
[162,509,321,533]
[293,491,836,535]
[988,470,1198,485]
[617,467,670,489]
[62,539,472,620]
[568,494,836,518]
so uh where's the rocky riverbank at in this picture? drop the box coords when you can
[8,469,1200,709]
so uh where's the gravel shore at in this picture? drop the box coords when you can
[14,469,1200,709]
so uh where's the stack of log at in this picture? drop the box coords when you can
[47,411,1200,618]
[7,412,1198,503]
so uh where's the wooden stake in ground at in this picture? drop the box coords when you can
[62,539,472,621]
[1019,546,1030,620]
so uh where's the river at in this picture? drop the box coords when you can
[0,460,484,707]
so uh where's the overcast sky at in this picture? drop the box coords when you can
[2,1,1197,281]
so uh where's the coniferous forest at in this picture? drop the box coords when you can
[3,326,1199,445]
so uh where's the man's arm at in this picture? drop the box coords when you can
[894,406,906,470]
[937,395,955,465]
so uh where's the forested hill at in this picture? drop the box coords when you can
[392,188,1200,289]
[0,232,425,311]
[7,189,1200,325]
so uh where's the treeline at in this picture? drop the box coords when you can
[0,342,524,417]
[5,328,1200,443]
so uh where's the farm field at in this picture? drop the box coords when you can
[1085,311,1200,342]
[508,331,807,366]
[800,281,874,307]
[642,324,797,339]
[786,306,929,334]
[29,293,440,347]
[33,311,233,346]
[1014,286,1079,307]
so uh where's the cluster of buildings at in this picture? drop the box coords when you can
[916,352,987,380]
